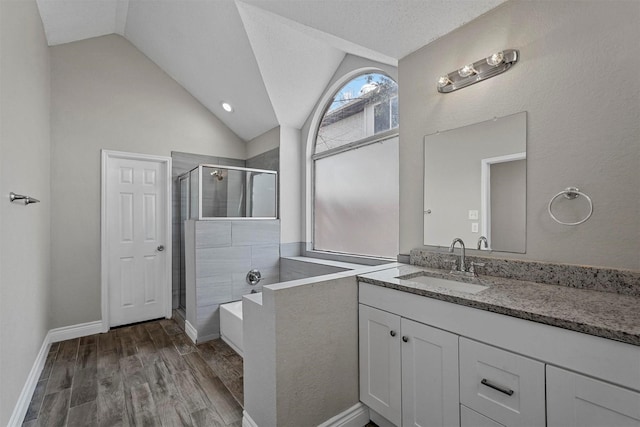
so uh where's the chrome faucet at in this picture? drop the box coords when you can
[477,236,489,250]
[449,238,466,273]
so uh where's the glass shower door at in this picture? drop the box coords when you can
[179,175,190,311]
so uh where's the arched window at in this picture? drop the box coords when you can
[312,72,399,259]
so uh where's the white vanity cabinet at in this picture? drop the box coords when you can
[359,304,459,427]
[546,365,640,427]
[358,281,640,427]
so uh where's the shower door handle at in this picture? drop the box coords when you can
[157,245,165,252]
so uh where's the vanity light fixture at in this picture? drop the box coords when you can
[221,102,234,112]
[437,49,519,93]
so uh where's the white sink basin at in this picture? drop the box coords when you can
[396,273,489,294]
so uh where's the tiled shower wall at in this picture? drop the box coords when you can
[186,219,281,341]
[246,147,279,171]
[172,149,280,309]
[172,151,245,308]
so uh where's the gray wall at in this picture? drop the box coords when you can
[247,126,280,160]
[274,276,359,426]
[399,0,640,269]
[50,34,247,328]
[279,258,350,282]
[244,273,360,427]
[246,147,279,172]
[280,126,302,246]
[0,0,51,424]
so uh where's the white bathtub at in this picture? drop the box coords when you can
[220,300,244,357]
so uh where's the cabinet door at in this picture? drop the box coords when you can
[547,365,640,427]
[359,304,402,426]
[401,318,459,427]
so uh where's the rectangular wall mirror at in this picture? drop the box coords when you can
[423,111,527,253]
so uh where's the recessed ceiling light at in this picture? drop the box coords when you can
[221,102,233,113]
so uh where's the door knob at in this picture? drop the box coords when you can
[157,245,165,252]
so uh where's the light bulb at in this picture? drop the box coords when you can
[221,102,233,112]
[458,64,476,78]
[486,51,504,67]
[437,76,451,88]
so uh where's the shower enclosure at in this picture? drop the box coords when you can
[177,164,278,311]
[181,164,277,220]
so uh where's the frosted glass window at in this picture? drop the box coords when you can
[314,136,399,258]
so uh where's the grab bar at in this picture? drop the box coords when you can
[9,192,40,205]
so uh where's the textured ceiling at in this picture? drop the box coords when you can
[35,0,507,141]
[239,0,507,60]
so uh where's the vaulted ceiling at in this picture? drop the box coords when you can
[35,0,506,141]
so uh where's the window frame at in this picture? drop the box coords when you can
[308,71,399,261]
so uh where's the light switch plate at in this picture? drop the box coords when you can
[469,210,479,220]
[471,222,479,233]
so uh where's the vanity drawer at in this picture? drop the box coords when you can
[459,337,545,427]
[460,405,504,427]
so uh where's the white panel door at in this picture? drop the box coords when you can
[547,365,640,427]
[401,318,459,427]
[107,155,168,327]
[359,304,402,427]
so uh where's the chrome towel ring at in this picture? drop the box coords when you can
[548,187,593,226]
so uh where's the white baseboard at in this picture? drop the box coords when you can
[241,403,369,427]
[7,332,52,427]
[318,403,370,427]
[184,320,220,345]
[185,320,198,344]
[242,411,259,427]
[49,320,104,343]
[8,320,105,426]
[195,331,220,344]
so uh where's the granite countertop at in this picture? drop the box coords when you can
[357,264,640,346]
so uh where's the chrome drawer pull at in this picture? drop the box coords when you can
[481,378,514,396]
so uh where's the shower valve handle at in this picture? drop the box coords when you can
[246,269,262,285]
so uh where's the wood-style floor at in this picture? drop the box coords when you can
[22,319,244,427]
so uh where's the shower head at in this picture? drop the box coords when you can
[210,170,224,181]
